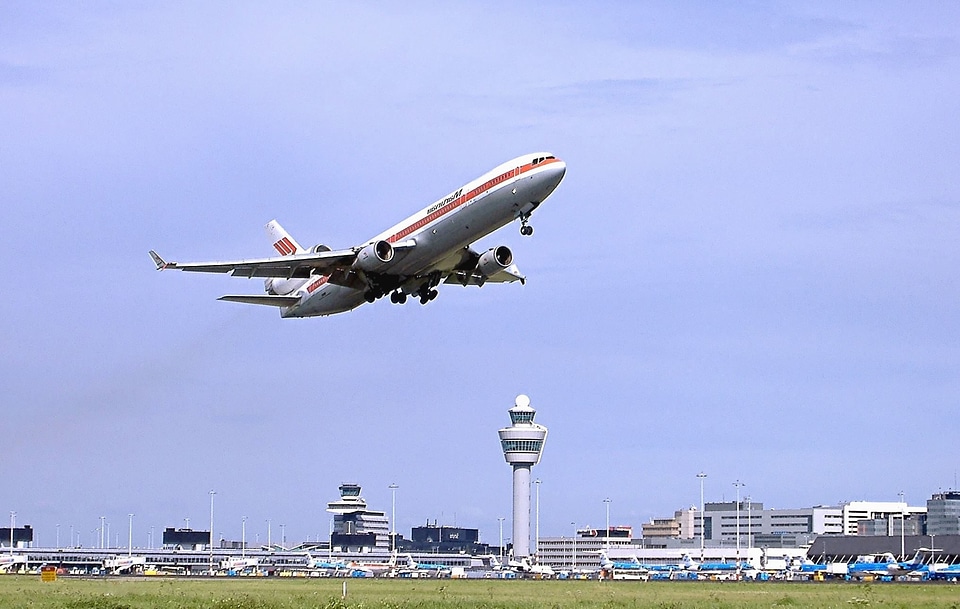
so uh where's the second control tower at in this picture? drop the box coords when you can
[498,394,547,559]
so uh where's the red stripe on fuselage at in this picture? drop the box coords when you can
[385,157,560,244]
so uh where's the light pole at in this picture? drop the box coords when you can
[128,514,134,556]
[242,517,247,558]
[498,517,505,562]
[389,483,399,554]
[571,522,577,572]
[898,491,905,559]
[733,480,744,571]
[603,498,611,550]
[280,524,285,548]
[746,496,752,552]
[100,516,105,550]
[8,512,14,553]
[267,519,271,548]
[697,472,707,561]
[534,479,541,560]
[209,490,216,574]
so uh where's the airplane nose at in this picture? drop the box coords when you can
[549,160,567,186]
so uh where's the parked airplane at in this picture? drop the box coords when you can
[680,554,752,577]
[150,153,566,317]
[103,555,147,575]
[0,554,27,573]
[599,551,679,575]
[844,552,927,580]
[398,555,451,577]
[930,562,960,581]
[343,553,401,577]
[220,557,259,573]
[508,556,555,577]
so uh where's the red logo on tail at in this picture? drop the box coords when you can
[273,237,297,256]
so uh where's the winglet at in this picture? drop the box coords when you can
[149,250,173,270]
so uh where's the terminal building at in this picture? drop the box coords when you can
[926,491,960,535]
[397,523,492,555]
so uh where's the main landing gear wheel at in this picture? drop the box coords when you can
[419,289,438,305]
[390,291,407,305]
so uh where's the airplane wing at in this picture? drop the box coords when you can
[440,246,526,286]
[149,249,358,279]
[444,265,525,286]
[218,295,300,307]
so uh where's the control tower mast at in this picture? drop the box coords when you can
[498,394,547,559]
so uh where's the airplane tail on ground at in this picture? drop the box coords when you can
[599,551,613,569]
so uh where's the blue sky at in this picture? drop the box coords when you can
[2,2,959,549]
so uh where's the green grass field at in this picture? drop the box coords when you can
[2,576,959,609]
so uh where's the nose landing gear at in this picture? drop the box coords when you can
[519,212,534,236]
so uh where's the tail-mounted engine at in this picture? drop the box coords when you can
[265,277,307,296]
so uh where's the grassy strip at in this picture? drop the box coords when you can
[1,576,959,609]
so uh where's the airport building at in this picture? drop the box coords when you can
[840,501,926,535]
[857,514,924,536]
[0,526,33,549]
[398,523,492,555]
[162,528,212,551]
[926,491,960,535]
[326,483,390,553]
[671,502,844,548]
[537,527,635,572]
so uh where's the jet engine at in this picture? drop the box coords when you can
[353,240,394,272]
[477,245,513,278]
[265,277,307,296]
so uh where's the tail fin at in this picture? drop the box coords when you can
[266,220,304,256]
[599,551,612,568]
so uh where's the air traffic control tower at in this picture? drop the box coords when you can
[498,394,547,559]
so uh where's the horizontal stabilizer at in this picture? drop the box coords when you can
[218,295,300,308]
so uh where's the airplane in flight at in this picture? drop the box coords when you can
[150,153,566,317]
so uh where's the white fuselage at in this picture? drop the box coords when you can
[283,153,565,317]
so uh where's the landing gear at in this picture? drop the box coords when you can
[389,290,408,305]
[414,271,442,305]
[519,212,534,236]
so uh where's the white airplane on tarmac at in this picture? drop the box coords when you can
[150,153,566,317]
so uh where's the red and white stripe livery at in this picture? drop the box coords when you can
[150,152,566,317]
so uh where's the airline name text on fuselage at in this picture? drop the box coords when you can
[426,188,462,216]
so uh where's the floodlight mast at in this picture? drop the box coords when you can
[498,394,547,559]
